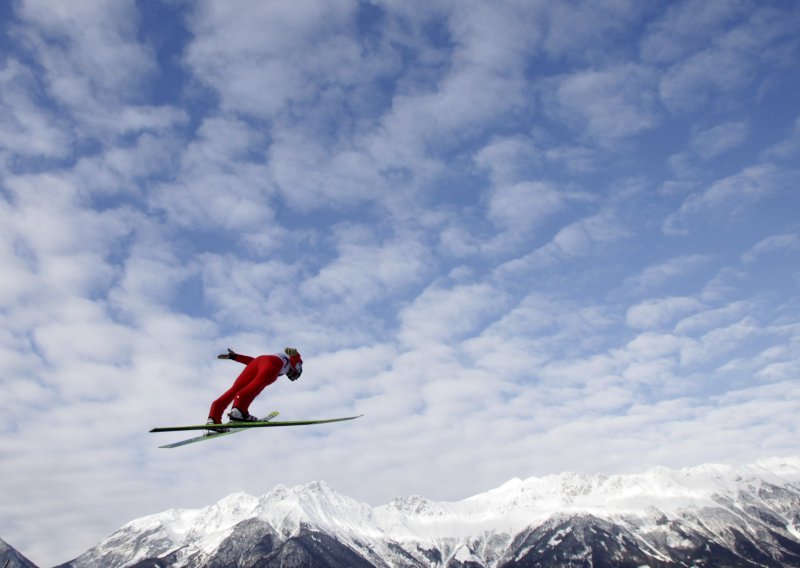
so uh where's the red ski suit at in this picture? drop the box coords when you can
[208,353,292,423]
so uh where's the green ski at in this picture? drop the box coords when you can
[156,411,280,449]
[151,414,363,448]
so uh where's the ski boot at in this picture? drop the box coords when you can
[205,418,230,435]
[228,408,260,422]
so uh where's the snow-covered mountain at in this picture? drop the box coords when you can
[55,457,800,567]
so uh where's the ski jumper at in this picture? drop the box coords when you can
[208,352,294,423]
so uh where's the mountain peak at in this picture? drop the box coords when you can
[58,457,800,568]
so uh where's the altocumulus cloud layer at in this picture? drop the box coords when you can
[1,0,799,565]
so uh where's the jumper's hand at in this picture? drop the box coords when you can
[217,348,237,360]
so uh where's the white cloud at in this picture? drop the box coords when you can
[640,0,749,65]
[350,1,543,193]
[741,233,800,264]
[620,255,710,296]
[545,210,629,258]
[659,49,744,112]
[2,172,131,308]
[461,293,617,380]
[0,59,71,158]
[546,64,661,145]
[200,256,298,327]
[761,116,800,162]
[301,231,433,308]
[12,0,161,134]
[398,283,509,348]
[549,218,603,257]
[664,164,790,234]
[473,135,595,239]
[651,2,800,112]
[268,133,394,212]
[488,181,589,234]
[185,1,366,119]
[473,135,543,185]
[446,0,542,69]
[691,120,749,160]
[496,209,630,277]
[148,115,279,231]
[683,316,762,367]
[184,0,544,216]
[544,145,599,173]
[109,237,199,316]
[541,0,646,59]
[674,301,752,335]
[626,297,704,330]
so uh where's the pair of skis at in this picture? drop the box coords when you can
[150,412,363,449]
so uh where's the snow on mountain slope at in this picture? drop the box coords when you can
[60,456,800,567]
[374,456,800,538]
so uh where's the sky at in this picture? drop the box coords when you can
[0,0,799,565]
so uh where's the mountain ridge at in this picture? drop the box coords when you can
[18,456,800,566]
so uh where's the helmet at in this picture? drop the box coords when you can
[285,347,303,381]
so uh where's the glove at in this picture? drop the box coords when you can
[217,348,237,360]
[287,361,302,381]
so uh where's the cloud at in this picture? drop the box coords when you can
[545,64,661,146]
[543,145,600,173]
[540,0,646,58]
[153,116,275,231]
[651,2,800,112]
[11,0,161,134]
[761,116,800,162]
[682,316,771,369]
[659,119,751,184]
[200,255,299,329]
[741,232,800,264]
[109,236,201,317]
[2,172,132,303]
[398,283,510,348]
[691,120,749,160]
[640,0,750,65]
[626,296,705,330]
[472,136,595,240]
[180,2,544,218]
[351,0,544,188]
[0,59,71,158]
[184,1,366,119]
[619,255,711,296]
[473,135,543,186]
[673,300,752,336]
[548,210,629,256]
[487,181,591,235]
[658,48,745,112]
[268,132,394,212]
[497,209,630,279]
[301,229,434,309]
[663,164,789,234]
